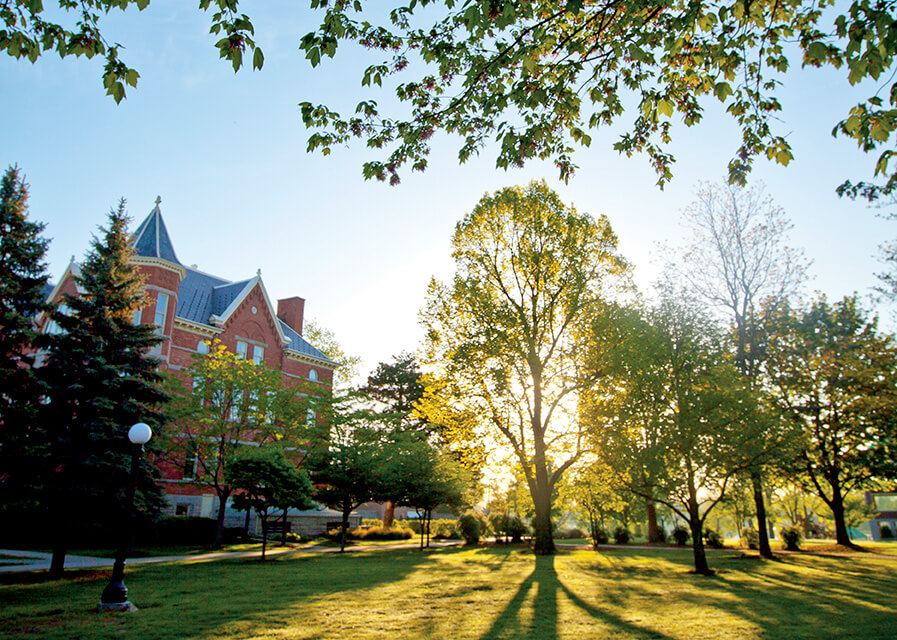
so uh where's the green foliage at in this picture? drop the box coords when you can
[0,165,50,517]
[0,1,262,103]
[703,528,725,549]
[613,526,631,545]
[765,295,897,545]
[555,527,586,540]
[741,527,760,550]
[165,338,316,545]
[780,525,803,551]
[592,526,610,546]
[457,512,482,545]
[293,0,897,194]
[422,181,627,554]
[672,526,690,546]
[40,200,169,572]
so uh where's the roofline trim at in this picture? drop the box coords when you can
[132,256,187,280]
[209,276,291,346]
[37,259,85,326]
[284,348,340,369]
[173,317,222,337]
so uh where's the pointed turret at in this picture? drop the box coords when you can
[132,196,182,265]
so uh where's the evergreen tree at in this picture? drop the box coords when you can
[0,165,50,522]
[41,200,168,577]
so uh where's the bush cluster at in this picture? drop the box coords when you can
[555,527,586,540]
[741,527,759,550]
[323,524,413,542]
[154,516,218,546]
[780,525,802,551]
[613,526,630,545]
[458,512,485,545]
[671,525,690,546]
[703,528,724,549]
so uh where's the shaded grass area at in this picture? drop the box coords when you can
[0,546,894,640]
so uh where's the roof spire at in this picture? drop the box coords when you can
[131,197,182,265]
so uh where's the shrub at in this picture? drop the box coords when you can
[591,526,609,546]
[671,525,690,546]
[506,516,527,543]
[430,519,460,539]
[556,527,586,540]
[741,527,759,550]
[780,525,802,551]
[154,516,217,546]
[283,532,303,543]
[879,523,894,539]
[362,519,384,528]
[613,526,631,545]
[458,513,482,545]
[358,526,413,541]
[703,528,724,549]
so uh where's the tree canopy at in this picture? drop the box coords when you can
[422,180,627,554]
[6,2,897,193]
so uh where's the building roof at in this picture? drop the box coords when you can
[129,204,337,367]
[132,197,182,265]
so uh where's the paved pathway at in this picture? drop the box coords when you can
[0,540,462,574]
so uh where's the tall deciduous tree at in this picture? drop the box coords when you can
[0,165,50,518]
[41,200,168,577]
[764,295,897,547]
[165,340,314,548]
[671,180,808,558]
[422,181,627,554]
[595,289,769,574]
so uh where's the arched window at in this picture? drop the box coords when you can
[308,368,318,382]
[197,340,210,354]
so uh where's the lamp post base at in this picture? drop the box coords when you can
[97,601,138,613]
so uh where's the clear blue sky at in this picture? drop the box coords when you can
[2,1,892,377]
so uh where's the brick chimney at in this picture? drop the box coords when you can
[277,297,305,335]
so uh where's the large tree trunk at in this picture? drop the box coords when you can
[645,498,663,543]
[751,472,773,558]
[531,476,555,554]
[688,512,711,575]
[213,488,231,548]
[829,480,855,547]
[382,501,395,528]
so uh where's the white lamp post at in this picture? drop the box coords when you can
[98,423,152,612]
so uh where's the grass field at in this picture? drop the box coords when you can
[1,545,894,640]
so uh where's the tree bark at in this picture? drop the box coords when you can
[382,501,395,528]
[531,478,555,554]
[689,513,711,575]
[829,480,856,547]
[645,498,663,543]
[751,472,773,558]
[213,488,232,548]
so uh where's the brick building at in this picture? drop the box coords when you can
[40,199,349,532]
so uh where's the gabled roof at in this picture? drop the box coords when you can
[132,197,182,265]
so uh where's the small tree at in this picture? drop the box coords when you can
[226,446,314,561]
[41,201,168,577]
[0,165,50,521]
[305,393,390,552]
[165,340,314,547]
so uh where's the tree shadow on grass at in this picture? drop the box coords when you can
[480,555,675,640]
[0,548,437,640]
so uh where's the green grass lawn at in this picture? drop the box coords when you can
[1,545,894,640]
